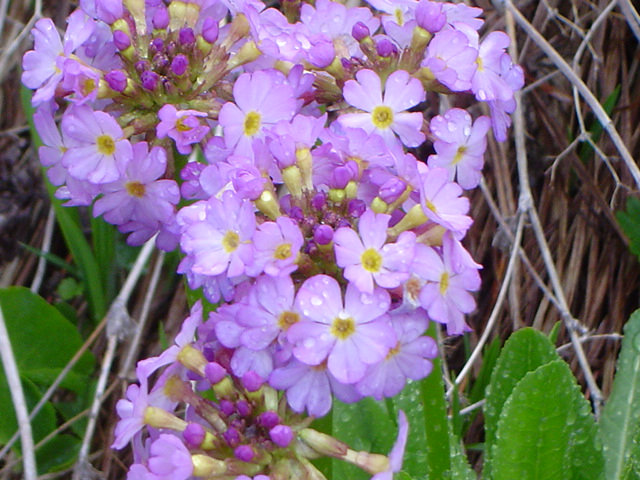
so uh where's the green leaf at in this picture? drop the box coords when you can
[36,435,80,474]
[600,309,640,479]
[57,277,83,301]
[0,287,95,472]
[492,360,602,480]
[449,418,475,480]
[483,328,559,479]
[0,374,56,448]
[0,287,94,375]
[332,398,394,480]
[419,322,451,479]
[617,198,640,262]
[393,380,429,478]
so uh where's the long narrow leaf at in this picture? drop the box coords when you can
[600,309,640,479]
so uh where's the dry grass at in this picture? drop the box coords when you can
[0,0,639,478]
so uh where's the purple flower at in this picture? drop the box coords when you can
[418,167,472,235]
[269,358,361,417]
[412,237,481,335]
[34,104,100,207]
[337,69,426,148]
[156,104,210,155]
[61,104,132,183]
[251,217,304,277]
[333,209,415,293]
[428,108,491,189]
[288,275,396,384]
[300,0,380,60]
[415,1,446,33]
[179,191,256,278]
[469,31,514,102]
[218,70,297,159]
[22,11,95,106]
[93,142,179,228]
[422,29,477,92]
[137,301,203,379]
[113,366,150,449]
[147,434,194,480]
[356,309,436,400]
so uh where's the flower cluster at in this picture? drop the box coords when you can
[23,0,523,478]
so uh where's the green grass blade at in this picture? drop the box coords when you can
[419,322,451,479]
[600,309,640,479]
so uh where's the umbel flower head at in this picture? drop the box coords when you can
[22,0,523,478]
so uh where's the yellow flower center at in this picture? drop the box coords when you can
[361,248,383,273]
[394,8,404,26]
[372,105,394,129]
[439,271,450,295]
[82,78,96,96]
[452,145,467,165]
[222,231,240,253]
[386,342,401,359]
[331,315,356,340]
[176,117,193,132]
[125,181,146,197]
[424,198,438,213]
[274,243,292,260]
[243,111,262,137]
[278,311,299,331]
[96,135,116,155]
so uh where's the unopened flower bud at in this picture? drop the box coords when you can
[224,427,241,447]
[234,445,255,463]
[348,199,366,218]
[270,425,294,447]
[311,192,326,210]
[184,422,206,447]
[376,38,396,58]
[179,27,196,46]
[152,6,170,29]
[135,60,150,74]
[171,54,189,76]
[331,166,351,189]
[97,1,123,24]
[241,371,263,392]
[352,21,370,42]
[307,38,335,68]
[379,177,407,204]
[140,70,160,92]
[415,0,446,33]
[105,69,127,92]
[257,411,280,429]
[220,399,235,416]
[202,17,219,43]
[113,30,131,50]
[237,400,252,417]
[313,224,333,245]
[152,53,169,70]
[204,362,226,384]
